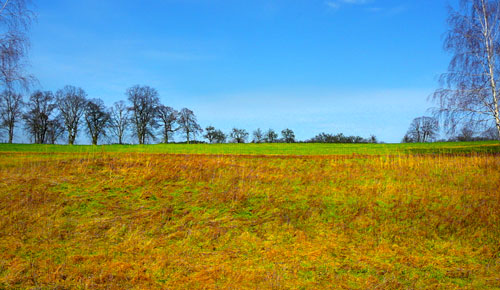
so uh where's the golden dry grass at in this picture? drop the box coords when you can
[0,152,499,289]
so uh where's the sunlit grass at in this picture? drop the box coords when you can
[0,141,499,155]
[0,144,499,289]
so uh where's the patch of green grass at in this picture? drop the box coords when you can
[0,141,499,155]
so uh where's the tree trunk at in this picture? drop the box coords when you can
[163,126,169,143]
[8,125,13,143]
[496,114,500,140]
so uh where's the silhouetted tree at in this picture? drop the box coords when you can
[157,105,178,143]
[177,108,202,143]
[0,90,22,143]
[46,117,64,144]
[109,100,129,145]
[22,90,57,144]
[212,129,226,143]
[56,85,87,145]
[84,98,110,145]
[264,128,278,143]
[405,116,439,143]
[433,0,500,139]
[204,126,216,143]
[457,125,475,141]
[281,128,295,143]
[126,85,160,144]
[230,128,248,143]
[252,128,263,143]
[308,132,368,143]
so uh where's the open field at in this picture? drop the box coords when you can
[0,143,499,289]
[0,141,500,155]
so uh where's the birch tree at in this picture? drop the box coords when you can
[433,0,500,139]
[0,0,35,92]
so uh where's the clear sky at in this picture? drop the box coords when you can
[29,0,455,143]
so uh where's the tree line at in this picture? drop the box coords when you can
[0,84,382,145]
[0,85,204,145]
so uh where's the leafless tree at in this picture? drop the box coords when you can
[264,128,278,143]
[109,100,129,144]
[204,125,216,143]
[252,128,263,143]
[204,126,226,143]
[230,128,248,143]
[433,0,500,140]
[126,85,160,145]
[156,105,178,143]
[482,126,499,139]
[84,98,110,145]
[0,0,35,92]
[56,85,87,145]
[281,128,295,143]
[177,108,202,143]
[0,90,22,142]
[46,117,64,144]
[405,116,439,143]
[213,129,226,143]
[22,90,57,144]
[458,125,476,141]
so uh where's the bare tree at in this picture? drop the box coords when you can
[156,105,178,143]
[0,0,36,92]
[405,116,439,143]
[0,90,22,142]
[457,125,476,141]
[252,128,263,143]
[204,125,216,143]
[177,108,202,143]
[109,100,129,145]
[56,85,88,145]
[204,126,226,143]
[22,90,57,144]
[213,129,226,143]
[46,117,64,144]
[433,0,500,140]
[126,85,160,145]
[281,128,295,143]
[230,128,248,143]
[84,98,110,145]
[264,128,278,143]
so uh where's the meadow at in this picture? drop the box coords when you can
[0,141,499,155]
[0,142,499,289]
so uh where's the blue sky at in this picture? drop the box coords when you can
[29,0,454,143]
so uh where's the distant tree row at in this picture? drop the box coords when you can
[402,116,498,143]
[307,133,377,144]
[0,84,204,145]
[202,127,299,144]
[1,84,379,145]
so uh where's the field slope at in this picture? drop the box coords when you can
[0,141,499,155]
[0,143,499,289]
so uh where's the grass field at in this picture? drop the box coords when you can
[0,143,499,289]
[0,141,499,155]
